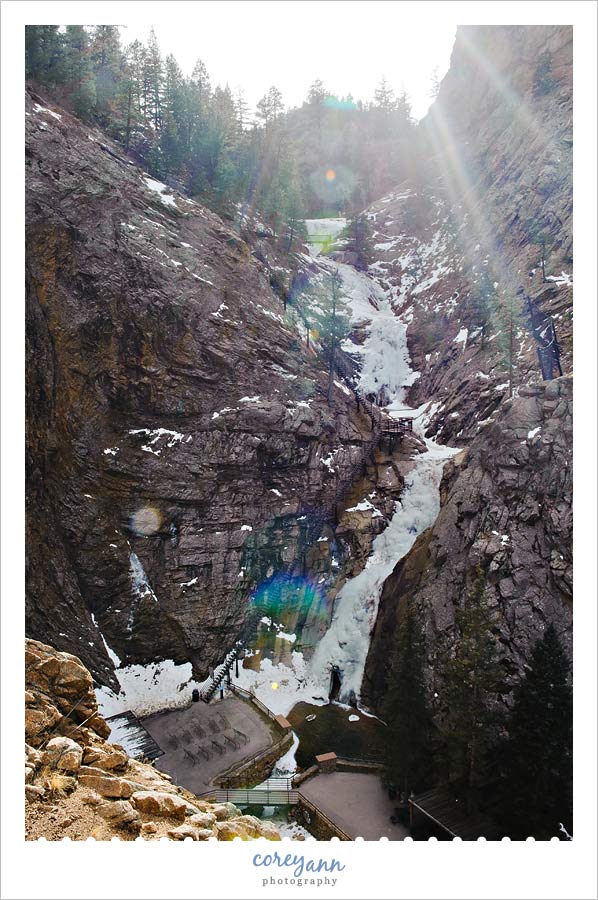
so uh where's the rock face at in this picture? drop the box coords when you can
[363,376,572,708]
[24,639,282,841]
[358,26,573,706]
[25,89,405,688]
[363,25,572,446]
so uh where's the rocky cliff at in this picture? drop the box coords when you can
[25,639,281,840]
[362,25,572,444]
[363,377,572,709]
[25,89,410,689]
[362,25,573,706]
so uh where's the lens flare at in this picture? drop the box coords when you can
[271,682,279,691]
[309,163,356,206]
[249,573,328,627]
[130,506,162,536]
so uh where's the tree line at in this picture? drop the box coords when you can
[25,25,417,239]
[382,569,572,840]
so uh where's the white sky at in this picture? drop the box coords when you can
[120,2,456,120]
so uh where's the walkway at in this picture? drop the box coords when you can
[298,772,408,840]
[141,694,276,792]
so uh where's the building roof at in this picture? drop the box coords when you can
[409,787,502,840]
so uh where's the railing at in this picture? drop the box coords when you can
[198,780,352,841]
[216,733,291,789]
[200,777,298,806]
[199,642,244,702]
[229,684,279,723]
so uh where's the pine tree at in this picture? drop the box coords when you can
[256,85,284,127]
[470,268,497,349]
[496,624,572,839]
[90,26,122,127]
[311,271,351,403]
[144,27,163,130]
[374,76,396,113]
[441,569,504,810]
[63,26,96,119]
[233,87,250,133]
[341,213,374,271]
[495,293,521,398]
[533,51,557,97]
[25,26,64,84]
[383,604,434,796]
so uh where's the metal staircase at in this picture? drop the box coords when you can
[199,642,243,703]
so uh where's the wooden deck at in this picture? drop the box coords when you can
[409,787,501,840]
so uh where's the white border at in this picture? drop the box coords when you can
[2,2,597,899]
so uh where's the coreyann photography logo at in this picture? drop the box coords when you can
[253,850,345,888]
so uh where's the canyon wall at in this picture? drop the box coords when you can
[363,25,572,706]
[25,90,407,689]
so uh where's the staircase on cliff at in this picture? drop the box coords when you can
[199,642,244,703]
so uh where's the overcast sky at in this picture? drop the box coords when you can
[119,2,456,120]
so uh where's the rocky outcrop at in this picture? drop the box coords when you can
[363,376,572,708]
[359,26,573,708]
[24,639,282,840]
[25,89,406,687]
[364,25,572,446]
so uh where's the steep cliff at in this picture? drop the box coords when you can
[362,25,573,707]
[361,25,572,443]
[25,89,408,689]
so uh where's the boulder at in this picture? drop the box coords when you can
[187,810,217,829]
[210,801,242,821]
[167,824,201,841]
[82,745,128,771]
[42,737,83,773]
[95,799,141,831]
[78,773,134,799]
[130,790,188,819]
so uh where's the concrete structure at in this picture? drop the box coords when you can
[298,772,409,841]
[141,695,277,793]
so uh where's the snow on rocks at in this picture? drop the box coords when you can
[143,176,178,209]
[32,102,62,121]
[96,657,199,719]
[128,428,187,455]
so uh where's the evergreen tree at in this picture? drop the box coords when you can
[233,87,250,133]
[341,213,374,271]
[470,268,497,349]
[383,604,434,796]
[90,26,122,127]
[63,26,95,119]
[533,51,557,97]
[311,271,351,403]
[374,76,396,113]
[441,569,504,810]
[256,85,284,127]
[496,624,572,839]
[144,27,163,130]
[495,293,521,398]
[25,26,64,84]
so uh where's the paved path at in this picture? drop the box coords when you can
[299,772,409,840]
[141,695,276,793]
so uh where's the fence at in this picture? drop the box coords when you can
[200,777,298,807]
[198,779,352,841]
[229,684,290,728]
